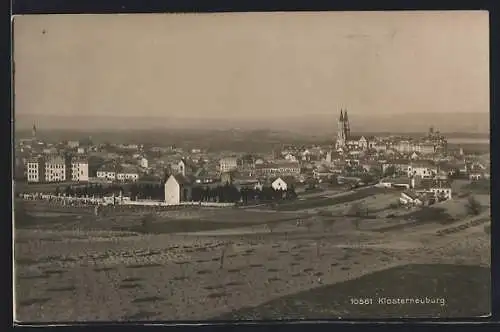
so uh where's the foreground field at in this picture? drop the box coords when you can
[216,264,490,320]
[14,199,491,322]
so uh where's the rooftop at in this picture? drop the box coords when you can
[402,191,420,200]
[256,161,300,169]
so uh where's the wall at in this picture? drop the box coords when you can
[165,176,180,205]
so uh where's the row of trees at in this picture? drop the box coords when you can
[56,184,124,197]
[55,182,299,204]
[129,183,164,200]
[191,185,298,203]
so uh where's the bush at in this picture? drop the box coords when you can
[484,225,491,234]
[406,207,453,223]
[466,196,482,216]
[388,203,400,209]
[352,218,360,230]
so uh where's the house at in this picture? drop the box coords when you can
[469,173,482,181]
[410,151,421,160]
[77,147,86,154]
[360,161,381,173]
[176,158,199,176]
[414,178,453,201]
[456,161,468,174]
[437,162,458,177]
[374,142,388,152]
[400,191,423,206]
[43,147,58,155]
[71,156,89,182]
[395,140,412,153]
[345,158,360,168]
[271,177,288,191]
[358,136,369,150]
[313,166,337,180]
[382,159,410,175]
[193,168,217,184]
[219,157,238,173]
[417,143,435,155]
[255,161,301,178]
[237,154,257,170]
[220,171,235,185]
[97,165,117,181]
[67,140,80,148]
[408,160,438,178]
[116,166,139,182]
[140,157,149,169]
[284,153,298,162]
[164,174,193,205]
[325,151,342,163]
[232,173,263,190]
[366,136,377,149]
[346,136,372,150]
[376,177,411,189]
[325,151,332,163]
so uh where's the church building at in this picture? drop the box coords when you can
[335,109,351,150]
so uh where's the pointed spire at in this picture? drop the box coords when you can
[344,109,349,121]
[339,109,344,121]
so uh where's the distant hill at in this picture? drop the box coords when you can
[15,112,489,134]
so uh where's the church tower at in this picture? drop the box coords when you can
[32,123,37,140]
[343,109,350,141]
[335,109,346,150]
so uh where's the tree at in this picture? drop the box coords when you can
[437,191,448,202]
[370,166,383,178]
[286,186,297,200]
[466,196,482,216]
[383,165,396,177]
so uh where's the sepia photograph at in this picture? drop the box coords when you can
[12,11,490,322]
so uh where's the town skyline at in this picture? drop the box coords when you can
[14,11,489,123]
[13,11,490,323]
[15,111,490,134]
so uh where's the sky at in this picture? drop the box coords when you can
[13,11,489,126]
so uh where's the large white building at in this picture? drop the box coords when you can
[116,167,139,182]
[414,178,453,201]
[44,155,69,182]
[71,157,89,182]
[255,161,301,177]
[407,161,438,178]
[164,174,191,205]
[271,177,288,191]
[97,165,117,181]
[219,157,238,173]
[26,157,45,183]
